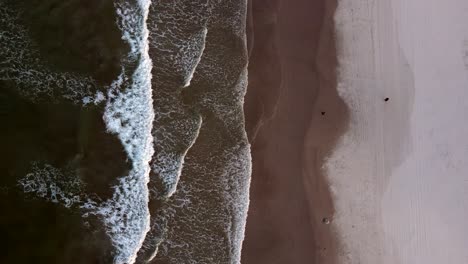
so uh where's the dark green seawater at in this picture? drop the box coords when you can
[0,0,251,263]
[1,0,130,262]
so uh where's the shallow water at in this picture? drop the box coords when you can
[0,0,251,263]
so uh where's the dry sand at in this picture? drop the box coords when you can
[242,0,346,263]
[325,0,468,263]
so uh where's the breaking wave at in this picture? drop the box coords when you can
[8,0,253,263]
[12,0,154,263]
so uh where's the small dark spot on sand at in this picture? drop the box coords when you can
[322,217,330,224]
[321,111,326,116]
[384,97,389,102]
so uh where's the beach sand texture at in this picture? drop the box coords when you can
[244,0,468,263]
[243,0,346,263]
[327,0,468,263]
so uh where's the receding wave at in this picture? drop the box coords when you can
[0,2,99,103]
[3,0,252,263]
[9,0,154,262]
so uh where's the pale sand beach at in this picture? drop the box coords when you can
[244,0,468,263]
[325,0,468,263]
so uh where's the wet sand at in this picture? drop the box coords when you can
[242,0,347,263]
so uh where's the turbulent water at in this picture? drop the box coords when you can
[0,0,251,263]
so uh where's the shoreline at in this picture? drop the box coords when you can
[242,0,347,263]
[302,0,348,262]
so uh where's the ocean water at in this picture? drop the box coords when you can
[0,0,250,263]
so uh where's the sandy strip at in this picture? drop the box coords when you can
[242,0,346,263]
[328,0,468,263]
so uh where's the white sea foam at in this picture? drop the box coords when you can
[150,116,202,198]
[94,0,154,263]
[147,21,208,199]
[82,91,106,105]
[0,3,98,103]
[221,143,252,263]
[184,27,207,87]
[4,0,154,262]
[10,0,253,262]
[18,163,83,208]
